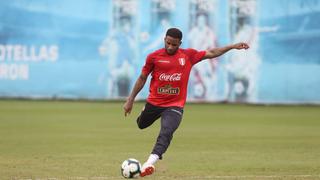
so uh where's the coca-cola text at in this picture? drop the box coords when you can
[159,73,182,81]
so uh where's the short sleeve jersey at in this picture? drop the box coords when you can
[141,48,206,108]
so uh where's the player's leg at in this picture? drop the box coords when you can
[152,107,183,158]
[137,103,165,177]
[136,102,164,129]
[140,107,183,177]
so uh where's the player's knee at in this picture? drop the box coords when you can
[136,118,147,129]
[160,129,174,139]
[137,123,146,129]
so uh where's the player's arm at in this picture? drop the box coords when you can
[202,42,249,60]
[123,73,148,116]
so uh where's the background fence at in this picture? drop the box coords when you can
[0,0,319,104]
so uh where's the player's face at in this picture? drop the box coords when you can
[164,36,181,55]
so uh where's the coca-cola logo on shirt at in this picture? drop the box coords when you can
[159,73,182,81]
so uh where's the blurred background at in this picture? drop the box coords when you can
[1,1,320,179]
[0,0,320,104]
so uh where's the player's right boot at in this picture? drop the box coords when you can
[140,164,155,177]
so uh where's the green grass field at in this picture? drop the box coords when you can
[0,100,320,180]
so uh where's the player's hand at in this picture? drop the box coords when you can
[233,42,250,50]
[123,98,134,117]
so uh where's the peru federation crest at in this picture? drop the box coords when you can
[178,58,185,66]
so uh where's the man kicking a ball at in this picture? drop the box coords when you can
[123,28,249,177]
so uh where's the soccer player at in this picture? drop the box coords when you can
[123,28,249,177]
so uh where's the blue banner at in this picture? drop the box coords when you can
[0,0,319,104]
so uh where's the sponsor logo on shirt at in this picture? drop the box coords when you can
[157,85,180,95]
[159,73,182,81]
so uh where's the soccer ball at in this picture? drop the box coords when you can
[121,158,141,178]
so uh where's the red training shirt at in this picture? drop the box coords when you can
[141,48,206,108]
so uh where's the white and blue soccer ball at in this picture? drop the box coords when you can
[121,158,141,178]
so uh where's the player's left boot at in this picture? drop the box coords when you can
[140,164,155,177]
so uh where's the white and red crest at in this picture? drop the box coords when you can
[178,58,185,66]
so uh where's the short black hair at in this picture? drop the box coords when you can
[166,28,183,40]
